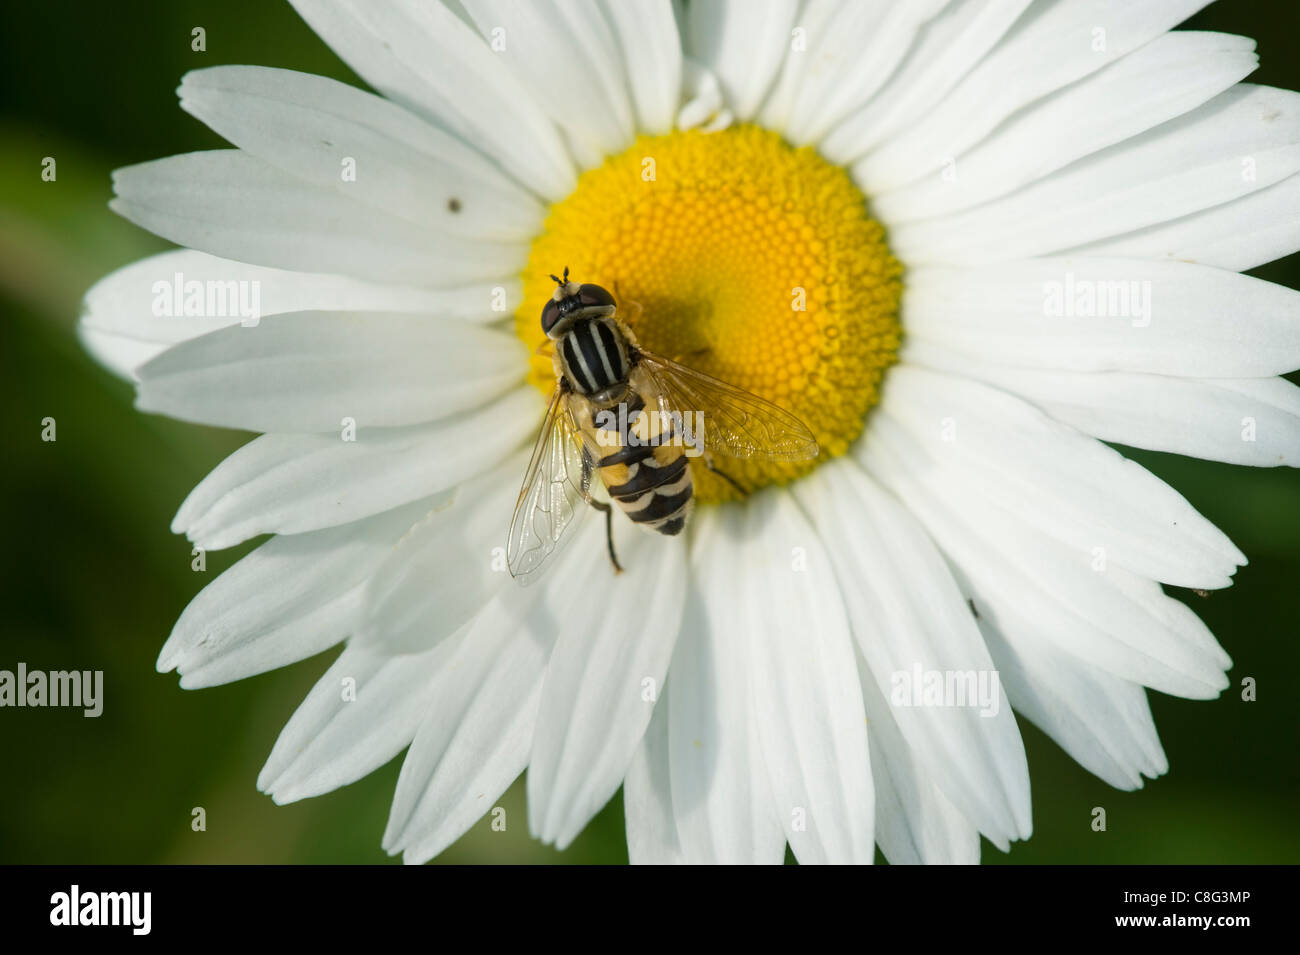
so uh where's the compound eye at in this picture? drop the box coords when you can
[540,299,561,333]
[577,284,615,309]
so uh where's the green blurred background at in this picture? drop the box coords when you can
[1,0,1297,864]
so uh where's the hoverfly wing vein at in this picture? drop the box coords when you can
[507,388,590,583]
[636,351,819,462]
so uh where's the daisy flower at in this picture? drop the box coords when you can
[81,0,1300,865]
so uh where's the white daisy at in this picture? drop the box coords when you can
[81,0,1300,865]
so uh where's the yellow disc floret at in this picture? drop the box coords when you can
[517,124,901,503]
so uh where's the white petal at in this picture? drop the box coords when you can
[668,510,785,864]
[907,346,1300,468]
[753,0,840,134]
[354,460,523,655]
[258,636,464,803]
[289,0,576,199]
[728,491,875,864]
[857,656,981,865]
[383,525,605,863]
[174,389,539,551]
[178,66,543,240]
[902,258,1300,378]
[976,616,1167,791]
[781,0,946,146]
[623,689,686,865]
[890,85,1300,265]
[78,327,161,382]
[795,460,1031,849]
[601,0,682,134]
[384,605,547,863]
[685,0,797,121]
[135,310,528,432]
[677,58,733,132]
[462,1,635,163]
[159,497,438,688]
[529,528,686,849]
[874,31,1257,224]
[858,416,1231,700]
[854,0,1213,192]
[111,151,527,285]
[876,365,1246,588]
[1072,171,1300,272]
[79,249,518,379]
[1103,566,1232,672]
[821,0,1033,163]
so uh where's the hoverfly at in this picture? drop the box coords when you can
[506,268,820,583]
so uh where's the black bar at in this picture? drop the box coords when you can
[0,864,1284,941]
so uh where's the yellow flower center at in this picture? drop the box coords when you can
[516,124,901,503]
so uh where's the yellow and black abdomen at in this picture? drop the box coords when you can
[569,385,693,537]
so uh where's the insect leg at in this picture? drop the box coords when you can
[615,288,644,327]
[627,342,711,365]
[589,499,624,574]
[703,453,749,497]
[579,443,623,573]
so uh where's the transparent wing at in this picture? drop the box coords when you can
[636,350,820,461]
[507,387,592,584]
